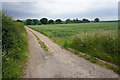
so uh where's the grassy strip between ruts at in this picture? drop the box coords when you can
[29,30,49,52]
[67,49,120,75]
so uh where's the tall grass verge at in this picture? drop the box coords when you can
[70,30,119,66]
[2,11,29,78]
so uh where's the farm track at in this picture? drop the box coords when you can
[24,26,118,78]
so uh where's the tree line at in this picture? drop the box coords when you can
[17,18,100,25]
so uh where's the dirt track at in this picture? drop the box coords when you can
[24,26,118,78]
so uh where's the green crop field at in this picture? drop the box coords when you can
[28,22,119,66]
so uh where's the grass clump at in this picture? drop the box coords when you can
[2,11,29,78]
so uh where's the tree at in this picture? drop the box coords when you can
[26,19,32,25]
[73,19,76,23]
[33,19,39,25]
[16,19,23,23]
[75,18,79,23]
[48,19,54,24]
[66,19,72,23]
[55,19,62,24]
[78,20,82,23]
[82,18,90,23]
[40,18,48,25]
[94,18,100,22]
[73,18,82,23]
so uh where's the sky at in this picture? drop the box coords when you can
[2,0,120,21]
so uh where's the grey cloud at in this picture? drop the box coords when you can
[2,2,49,19]
[2,1,118,20]
[50,7,118,20]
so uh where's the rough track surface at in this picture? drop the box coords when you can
[24,26,118,78]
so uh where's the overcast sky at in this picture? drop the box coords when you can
[2,0,119,21]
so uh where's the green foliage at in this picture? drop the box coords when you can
[33,19,39,25]
[55,19,62,24]
[73,18,82,23]
[82,18,90,23]
[26,19,40,25]
[48,19,54,24]
[2,11,28,78]
[26,19,32,25]
[70,30,118,66]
[40,18,48,25]
[94,18,100,22]
[66,19,73,23]
[16,19,23,23]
